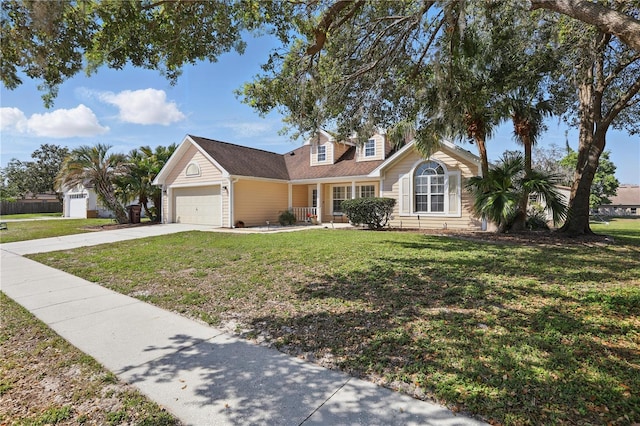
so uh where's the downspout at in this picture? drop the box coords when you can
[229,178,238,228]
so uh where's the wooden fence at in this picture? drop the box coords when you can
[1,200,63,215]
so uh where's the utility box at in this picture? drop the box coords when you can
[127,204,141,224]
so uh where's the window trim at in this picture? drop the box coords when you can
[398,159,462,217]
[185,162,201,177]
[357,184,376,198]
[331,185,352,214]
[364,139,376,157]
[317,145,327,162]
[414,160,445,213]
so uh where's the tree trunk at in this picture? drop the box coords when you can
[475,135,489,178]
[559,115,607,236]
[152,192,162,223]
[510,137,533,232]
[558,145,600,235]
[97,181,128,224]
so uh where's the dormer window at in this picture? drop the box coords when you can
[317,145,326,162]
[364,139,375,157]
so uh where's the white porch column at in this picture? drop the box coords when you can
[351,181,357,199]
[316,182,322,222]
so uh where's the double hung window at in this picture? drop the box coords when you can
[415,161,445,213]
[332,186,352,213]
[317,145,326,162]
[364,139,375,157]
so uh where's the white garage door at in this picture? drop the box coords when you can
[68,194,87,218]
[173,186,221,226]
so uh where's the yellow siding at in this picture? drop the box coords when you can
[292,185,309,207]
[165,145,224,186]
[356,133,386,162]
[233,180,289,226]
[382,147,482,230]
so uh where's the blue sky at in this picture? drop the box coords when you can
[1,35,638,184]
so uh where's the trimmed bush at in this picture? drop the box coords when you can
[278,210,297,226]
[341,197,396,230]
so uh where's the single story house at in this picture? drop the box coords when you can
[596,185,640,216]
[153,131,485,230]
[61,184,112,219]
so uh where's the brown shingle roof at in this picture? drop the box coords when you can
[603,185,640,207]
[189,135,290,180]
[189,135,396,181]
[284,144,390,180]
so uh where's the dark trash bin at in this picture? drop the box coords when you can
[127,204,141,224]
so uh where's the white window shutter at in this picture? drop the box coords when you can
[448,172,460,215]
[400,174,410,215]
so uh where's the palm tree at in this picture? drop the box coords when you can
[466,153,566,233]
[146,144,176,222]
[416,21,506,177]
[56,144,129,224]
[116,144,177,222]
[508,91,553,231]
[115,148,151,219]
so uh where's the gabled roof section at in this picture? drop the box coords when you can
[305,129,336,145]
[189,136,290,180]
[368,139,481,177]
[154,135,291,184]
[285,142,395,180]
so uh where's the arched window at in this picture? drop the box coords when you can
[185,162,200,177]
[414,161,445,213]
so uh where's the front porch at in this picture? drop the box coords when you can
[289,181,378,225]
[290,207,348,224]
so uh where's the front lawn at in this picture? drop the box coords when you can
[0,218,115,243]
[28,226,639,425]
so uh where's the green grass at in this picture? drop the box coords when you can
[0,293,179,425]
[592,217,640,244]
[0,212,62,220]
[27,222,640,426]
[0,218,114,243]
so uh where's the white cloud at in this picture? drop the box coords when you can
[97,88,186,125]
[217,121,274,138]
[0,105,109,138]
[0,107,27,131]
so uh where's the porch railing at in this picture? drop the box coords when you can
[291,207,317,222]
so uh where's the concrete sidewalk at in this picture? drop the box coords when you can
[1,225,486,425]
